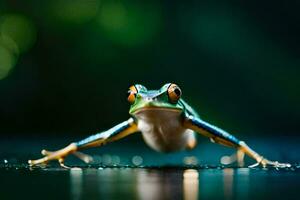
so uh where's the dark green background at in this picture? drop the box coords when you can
[0,0,299,137]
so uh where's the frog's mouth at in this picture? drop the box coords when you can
[132,106,183,122]
[133,106,182,115]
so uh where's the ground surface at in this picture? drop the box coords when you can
[1,165,299,200]
[0,136,299,199]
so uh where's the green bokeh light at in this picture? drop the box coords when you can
[0,14,36,53]
[97,2,161,46]
[0,45,17,80]
[0,33,19,55]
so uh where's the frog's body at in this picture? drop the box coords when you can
[135,107,195,152]
[28,83,290,168]
[128,85,198,152]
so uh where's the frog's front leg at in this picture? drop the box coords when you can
[183,115,291,168]
[28,118,138,167]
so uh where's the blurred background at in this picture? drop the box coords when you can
[0,0,299,147]
[1,2,300,199]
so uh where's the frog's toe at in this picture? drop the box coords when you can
[261,159,291,168]
[28,159,34,165]
[58,158,71,169]
[248,162,260,168]
[28,143,78,167]
[272,161,291,168]
[41,149,53,156]
[28,156,48,166]
[249,159,291,168]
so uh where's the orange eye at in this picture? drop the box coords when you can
[168,84,182,103]
[127,85,137,104]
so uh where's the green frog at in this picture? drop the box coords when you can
[28,83,290,168]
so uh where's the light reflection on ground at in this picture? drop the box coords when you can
[0,165,299,200]
[69,166,299,200]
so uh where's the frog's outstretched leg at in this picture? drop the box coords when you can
[28,118,138,167]
[183,115,291,168]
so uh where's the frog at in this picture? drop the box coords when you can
[28,83,290,168]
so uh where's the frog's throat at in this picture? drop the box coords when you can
[132,107,182,115]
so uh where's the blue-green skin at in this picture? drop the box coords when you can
[129,84,184,114]
[128,83,198,117]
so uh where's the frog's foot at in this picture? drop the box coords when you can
[248,157,291,168]
[42,149,93,164]
[220,149,245,167]
[40,150,71,168]
[28,143,77,168]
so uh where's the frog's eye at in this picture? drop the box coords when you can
[127,85,137,104]
[167,84,182,103]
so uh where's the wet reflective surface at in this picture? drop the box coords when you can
[1,164,299,200]
[0,136,299,199]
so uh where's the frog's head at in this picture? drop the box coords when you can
[128,83,184,116]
